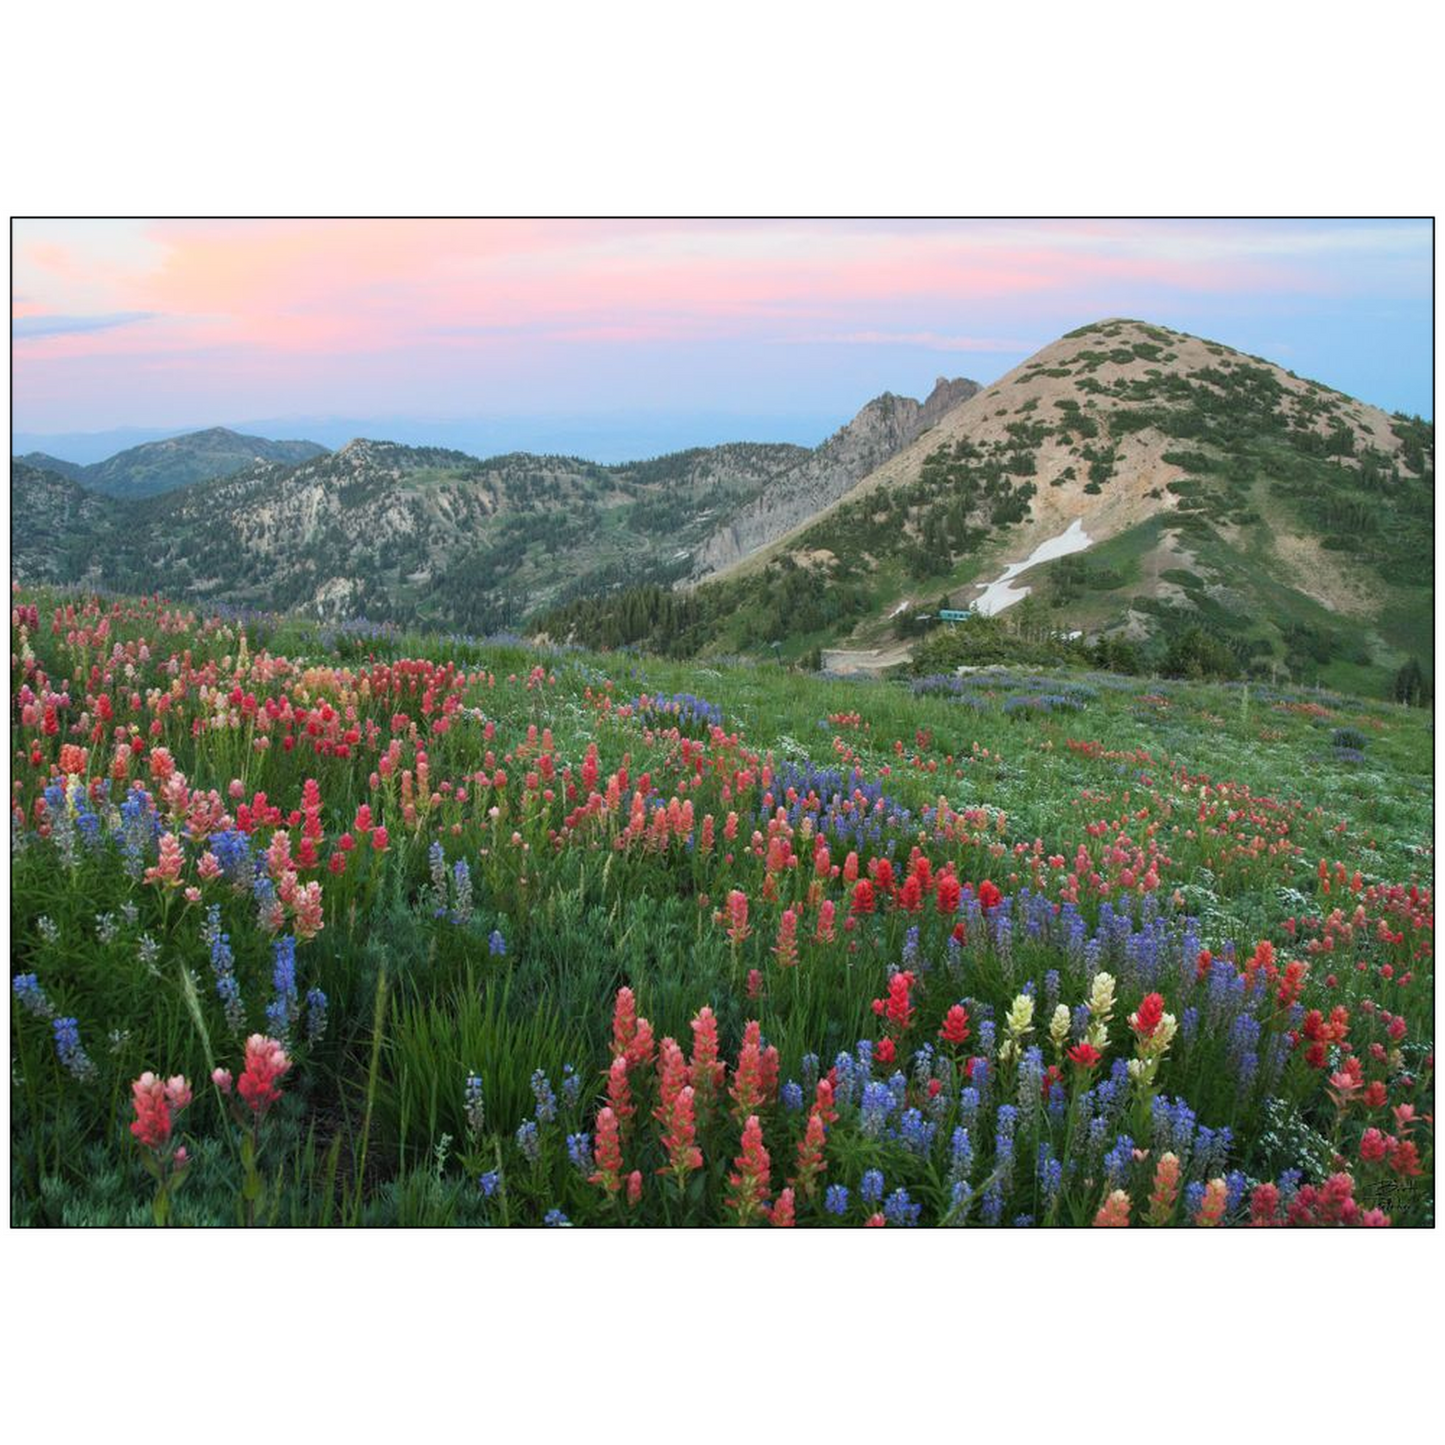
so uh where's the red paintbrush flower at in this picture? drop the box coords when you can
[939,1003,971,1047]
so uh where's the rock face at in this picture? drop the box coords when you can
[690,376,980,576]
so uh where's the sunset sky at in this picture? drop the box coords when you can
[11,218,1433,461]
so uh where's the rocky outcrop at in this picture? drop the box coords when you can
[690,376,980,576]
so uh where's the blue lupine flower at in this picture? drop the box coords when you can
[515,1120,541,1164]
[252,872,278,928]
[859,1081,894,1140]
[305,988,328,1046]
[52,1016,96,1080]
[758,760,911,852]
[1225,1171,1247,1213]
[450,859,474,925]
[488,929,507,957]
[12,973,53,1020]
[800,1053,820,1093]
[995,1105,1019,1188]
[266,935,299,1040]
[949,1179,974,1220]
[565,1132,593,1174]
[781,1080,804,1112]
[561,1064,581,1110]
[1016,1048,1044,1128]
[1103,1134,1135,1191]
[958,1086,980,1135]
[981,1183,1005,1226]
[544,1209,571,1227]
[1044,970,1061,1013]
[208,828,252,884]
[898,1107,935,1157]
[1013,1214,1035,1227]
[902,926,921,968]
[634,691,725,737]
[1191,1126,1216,1181]
[883,1188,920,1226]
[74,792,102,849]
[117,787,157,879]
[855,1038,874,1076]
[465,1073,486,1136]
[1208,1127,1234,1175]
[44,782,77,868]
[824,1184,850,1216]
[201,904,246,1033]
[1184,1181,1206,1220]
[993,914,1013,965]
[949,1127,974,1182]
[832,1051,857,1108]
[531,1069,558,1125]
[860,1169,885,1204]
[1087,1115,1111,1159]
[1039,1146,1064,1212]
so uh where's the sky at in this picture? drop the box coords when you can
[11,218,1434,463]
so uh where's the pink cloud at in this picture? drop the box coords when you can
[11,219,1430,430]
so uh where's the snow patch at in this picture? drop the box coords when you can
[972,518,1094,616]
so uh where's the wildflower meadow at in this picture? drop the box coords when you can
[8,585,1434,1226]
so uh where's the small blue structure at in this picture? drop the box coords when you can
[938,608,971,623]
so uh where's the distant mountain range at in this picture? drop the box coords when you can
[16,427,329,500]
[11,381,971,634]
[12,321,1434,697]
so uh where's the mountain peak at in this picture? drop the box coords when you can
[684,317,1430,691]
[61,427,330,500]
[689,375,984,577]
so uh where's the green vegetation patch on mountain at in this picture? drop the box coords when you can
[10,463,123,583]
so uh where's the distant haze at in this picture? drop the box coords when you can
[12,410,855,468]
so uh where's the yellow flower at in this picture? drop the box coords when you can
[1006,993,1035,1037]
[1049,1004,1071,1053]
[1088,971,1116,1020]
